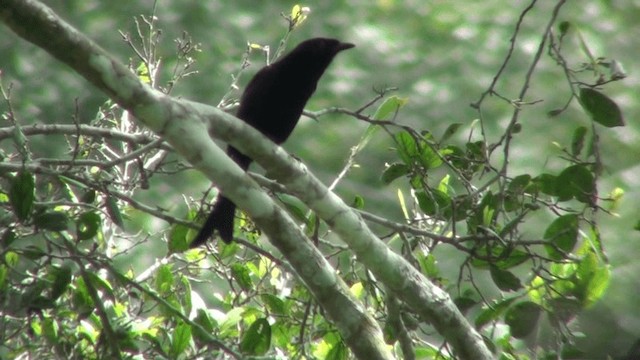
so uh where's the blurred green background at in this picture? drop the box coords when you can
[2,1,638,356]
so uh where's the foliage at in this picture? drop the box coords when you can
[0,2,633,359]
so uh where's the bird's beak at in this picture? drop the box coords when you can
[337,42,355,52]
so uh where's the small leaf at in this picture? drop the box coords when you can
[85,271,114,298]
[261,294,287,315]
[240,318,271,355]
[419,143,443,170]
[544,214,579,260]
[10,172,35,221]
[606,187,624,213]
[289,5,310,28]
[394,131,418,165]
[192,309,217,343]
[81,190,96,204]
[548,297,582,323]
[609,59,626,80]
[548,109,564,117]
[505,302,541,338]
[440,123,463,142]
[475,297,516,329]
[49,265,72,301]
[528,173,558,196]
[381,163,409,185]
[278,194,308,223]
[34,211,69,231]
[230,263,253,291]
[71,278,95,317]
[454,294,479,314]
[136,62,151,85]
[351,195,365,209]
[559,21,571,36]
[417,253,440,278]
[575,250,610,307]
[416,190,452,218]
[508,174,531,194]
[170,322,192,358]
[571,126,588,157]
[326,341,348,360]
[490,265,522,292]
[169,222,190,253]
[76,212,101,241]
[556,165,595,203]
[105,195,125,229]
[579,88,625,127]
[372,96,408,120]
[1,229,17,247]
[155,264,174,295]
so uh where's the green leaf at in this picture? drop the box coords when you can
[440,123,463,142]
[454,293,479,314]
[80,190,96,204]
[394,130,418,165]
[351,195,365,210]
[529,173,558,196]
[76,212,101,241]
[278,194,309,223]
[84,271,114,298]
[505,301,541,338]
[155,264,174,295]
[508,174,531,194]
[575,250,610,307]
[231,263,253,291]
[381,162,409,185]
[1,229,17,247]
[544,214,579,260]
[34,211,69,231]
[240,318,271,355]
[559,21,571,36]
[105,195,124,229]
[556,165,595,203]
[415,189,452,218]
[170,322,192,358]
[420,143,443,170]
[169,222,190,253]
[372,95,408,120]
[490,265,522,292]
[10,172,35,221]
[465,141,486,161]
[547,297,582,323]
[71,278,95,317]
[571,126,588,157]
[442,145,467,169]
[548,108,564,117]
[471,247,530,270]
[326,340,348,360]
[475,297,517,329]
[49,265,72,301]
[578,88,625,127]
[42,317,59,341]
[261,294,287,315]
[192,309,217,342]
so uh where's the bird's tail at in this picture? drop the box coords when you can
[189,146,251,248]
[190,196,236,247]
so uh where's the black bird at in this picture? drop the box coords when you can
[190,37,354,247]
